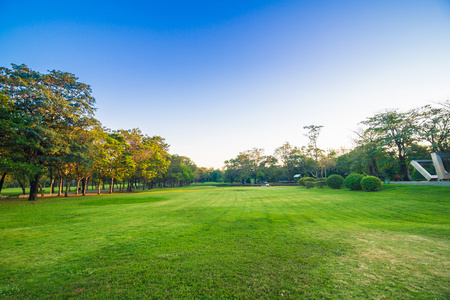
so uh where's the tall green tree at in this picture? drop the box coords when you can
[417,104,450,152]
[303,125,324,178]
[352,129,383,177]
[163,155,196,187]
[0,64,98,200]
[224,148,266,184]
[274,142,302,182]
[361,109,418,180]
[0,92,31,193]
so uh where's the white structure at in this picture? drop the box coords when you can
[410,152,450,181]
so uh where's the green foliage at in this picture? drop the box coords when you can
[0,64,99,199]
[305,181,315,189]
[361,109,418,180]
[344,173,364,190]
[418,104,450,152]
[224,148,267,184]
[298,177,316,186]
[315,180,326,189]
[361,176,383,192]
[325,175,344,189]
[274,142,303,183]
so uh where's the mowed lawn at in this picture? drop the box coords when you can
[0,185,448,299]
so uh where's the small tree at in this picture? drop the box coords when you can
[303,125,324,178]
[361,110,418,181]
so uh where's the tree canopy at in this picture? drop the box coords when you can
[0,64,194,199]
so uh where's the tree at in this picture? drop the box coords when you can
[0,92,32,193]
[72,128,99,195]
[116,129,170,190]
[138,135,170,190]
[320,150,338,178]
[353,129,383,177]
[195,167,210,183]
[417,104,450,152]
[163,155,196,187]
[91,129,135,194]
[224,148,267,184]
[0,64,98,200]
[224,158,242,183]
[303,125,324,178]
[210,169,223,182]
[274,142,302,182]
[361,109,418,180]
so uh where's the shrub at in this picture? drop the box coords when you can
[298,177,316,186]
[315,180,326,189]
[361,176,383,192]
[325,175,344,189]
[344,173,364,190]
[305,181,315,189]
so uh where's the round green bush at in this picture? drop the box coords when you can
[344,173,364,190]
[315,180,326,189]
[305,181,315,189]
[361,176,383,192]
[298,177,316,186]
[325,174,344,189]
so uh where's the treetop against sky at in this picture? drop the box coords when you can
[1,0,449,168]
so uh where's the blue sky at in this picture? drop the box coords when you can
[1,0,450,168]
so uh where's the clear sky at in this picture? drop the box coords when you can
[1,0,450,168]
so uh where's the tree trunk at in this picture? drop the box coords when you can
[83,177,89,196]
[65,180,70,197]
[58,178,63,196]
[0,171,7,194]
[76,179,81,195]
[399,155,409,181]
[49,178,55,196]
[371,158,379,177]
[29,174,41,201]
[81,178,86,195]
[97,180,101,195]
[18,180,26,195]
[38,183,44,197]
[50,169,55,194]
[110,178,114,193]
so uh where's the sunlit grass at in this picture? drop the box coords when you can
[0,184,448,299]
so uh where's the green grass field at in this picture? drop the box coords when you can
[0,184,449,299]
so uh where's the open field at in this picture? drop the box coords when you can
[0,184,449,299]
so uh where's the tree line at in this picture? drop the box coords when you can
[2,64,449,199]
[224,102,450,183]
[0,64,198,200]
